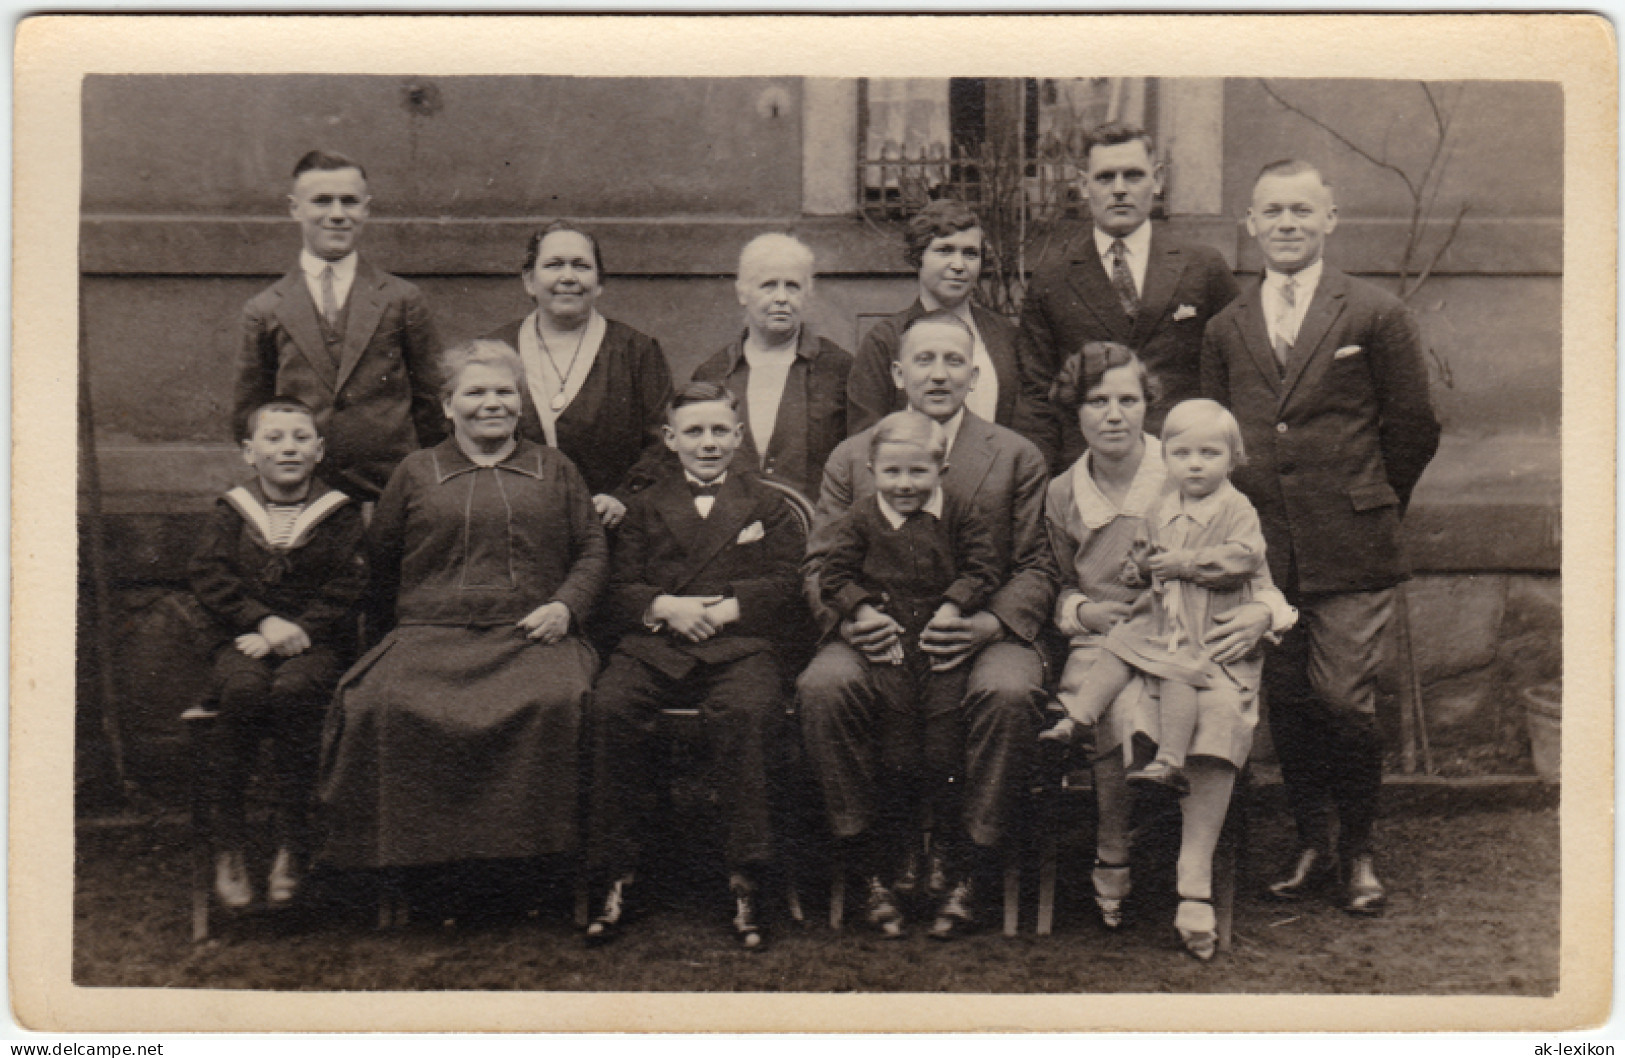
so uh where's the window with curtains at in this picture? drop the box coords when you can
[857,77,1161,314]
[857,77,1159,222]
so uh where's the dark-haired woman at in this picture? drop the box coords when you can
[484,220,674,528]
[843,200,1049,464]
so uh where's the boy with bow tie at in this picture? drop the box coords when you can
[583,382,803,950]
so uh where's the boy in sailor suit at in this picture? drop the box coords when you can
[188,398,367,911]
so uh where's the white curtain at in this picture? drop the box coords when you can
[863,78,951,192]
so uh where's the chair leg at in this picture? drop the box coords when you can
[377,871,408,929]
[785,874,806,925]
[1002,862,1020,937]
[574,868,591,929]
[1037,830,1058,937]
[829,861,845,930]
[182,709,216,943]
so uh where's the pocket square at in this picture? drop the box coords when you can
[736,521,765,545]
[1333,345,1364,360]
[1172,304,1198,321]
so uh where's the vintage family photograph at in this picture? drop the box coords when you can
[12,13,1614,1035]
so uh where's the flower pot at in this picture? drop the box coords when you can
[1522,681,1561,782]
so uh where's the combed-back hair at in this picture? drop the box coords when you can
[523,219,606,277]
[1161,398,1247,467]
[895,309,975,361]
[1083,122,1156,162]
[903,199,983,269]
[1049,340,1160,411]
[1255,158,1331,191]
[669,380,740,416]
[437,339,524,403]
[869,409,948,464]
[244,397,319,440]
[292,150,367,182]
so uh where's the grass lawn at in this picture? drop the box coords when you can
[74,784,1558,996]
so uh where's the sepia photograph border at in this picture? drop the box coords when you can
[13,12,1616,1034]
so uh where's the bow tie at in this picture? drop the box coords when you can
[687,480,721,498]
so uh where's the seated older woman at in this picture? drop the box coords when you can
[485,220,674,527]
[845,200,1048,465]
[319,339,607,903]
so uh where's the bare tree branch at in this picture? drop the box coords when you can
[1406,200,1471,301]
[1258,79,1418,200]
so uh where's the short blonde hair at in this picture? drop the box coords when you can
[437,339,526,402]
[869,409,948,465]
[1160,398,1246,466]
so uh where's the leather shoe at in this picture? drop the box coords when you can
[1265,847,1335,901]
[584,874,634,946]
[214,849,253,909]
[1342,854,1387,915]
[730,876,764,950]
[267,847,302,907]
[927,876,976,941]
[863,876,905,939]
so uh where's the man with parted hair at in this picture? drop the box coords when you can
[1202,158,1440,915]
[231,150,444,502]
[1019,122,1239,472]
[686,232,853,500]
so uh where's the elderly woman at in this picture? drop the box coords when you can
[1043,341,1279,960]
[485,220,674,528]
[845,200,1046,462]
[686,233,852,500]
[319,339,607,885]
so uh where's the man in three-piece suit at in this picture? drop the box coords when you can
[800,313,1056,939]
[231,151,444,502]
[1019,122,1239,471]
[1202,159,1439,915]
[584,382,804,950]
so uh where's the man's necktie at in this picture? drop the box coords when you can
[1272,276,1298,373]
[1109,239,1140,320]
[320,264,339,326]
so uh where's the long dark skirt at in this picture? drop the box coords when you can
[318,624,596,869]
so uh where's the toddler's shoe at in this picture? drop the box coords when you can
[1037,715,1095,773]
[1126,759,1190,797]
[214,849,253,909]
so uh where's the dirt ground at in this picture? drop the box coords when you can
[73,783,1558,996]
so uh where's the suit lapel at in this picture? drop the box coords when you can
[945,414,997,505]
[335,258,388,395]
[1233,280,1282,398]
[1278,270,1349,410]
[1130,230,1183,349]
[662,473,756,593]
[272,272,338,392]
[1065,249,1134,341]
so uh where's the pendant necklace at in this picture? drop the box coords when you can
[535,314,589,413]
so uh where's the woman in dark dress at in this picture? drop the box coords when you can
[319,340,607,888]
[485,220,674,528]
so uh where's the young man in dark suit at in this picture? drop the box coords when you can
[1020,123,1239,470]
[231,151,444,502]
[584,382,804,950]
[800,312,1056,940]
[1201,159,1440,915]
